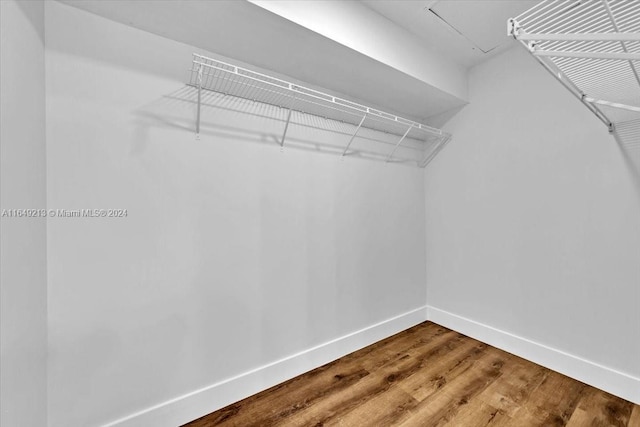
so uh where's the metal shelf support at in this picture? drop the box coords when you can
[342,114,367,156]
[386,126,413,162]
[280,107,293,147]
[196,63,203,139]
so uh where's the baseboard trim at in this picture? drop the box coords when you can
[102,306,428,427]
[426,305,640,405]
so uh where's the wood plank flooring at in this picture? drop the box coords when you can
[183,322,640,427]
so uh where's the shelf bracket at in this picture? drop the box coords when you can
[196,63,203,139]
[342,114,367,156]
[280,107,293,147]
[386,126,413,162]
[279,95,298,148]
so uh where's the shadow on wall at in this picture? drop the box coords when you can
[16,0,44,42]
[132,85,441,167]
[613,118,640,197]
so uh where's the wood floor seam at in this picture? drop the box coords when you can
[184,322,640,427]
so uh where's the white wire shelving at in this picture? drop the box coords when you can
[187,54,452,167]
[508,0,640,153]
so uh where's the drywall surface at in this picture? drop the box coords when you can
[0,1,48,425]
[44,2,427,426]
[425,46,640,400]
[250,0,468,102]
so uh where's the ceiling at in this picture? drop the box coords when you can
[361,0,538,68]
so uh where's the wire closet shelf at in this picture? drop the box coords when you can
[508,0,640,146]
[188,54,451,167]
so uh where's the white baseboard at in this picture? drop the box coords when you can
[426,305,640,405]
[103,303,639,427]
[102,306,428,427]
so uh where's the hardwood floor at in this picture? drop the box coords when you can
[184,322,640,427]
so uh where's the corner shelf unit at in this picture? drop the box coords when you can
[508,0,640,147]
[188,54,451,168]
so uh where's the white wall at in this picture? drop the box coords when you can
[0,1,48,426]
[425,46,640,403]
[45,2,427,426]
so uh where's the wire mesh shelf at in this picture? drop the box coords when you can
[187,54,451,167]
[508,0,640,150]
